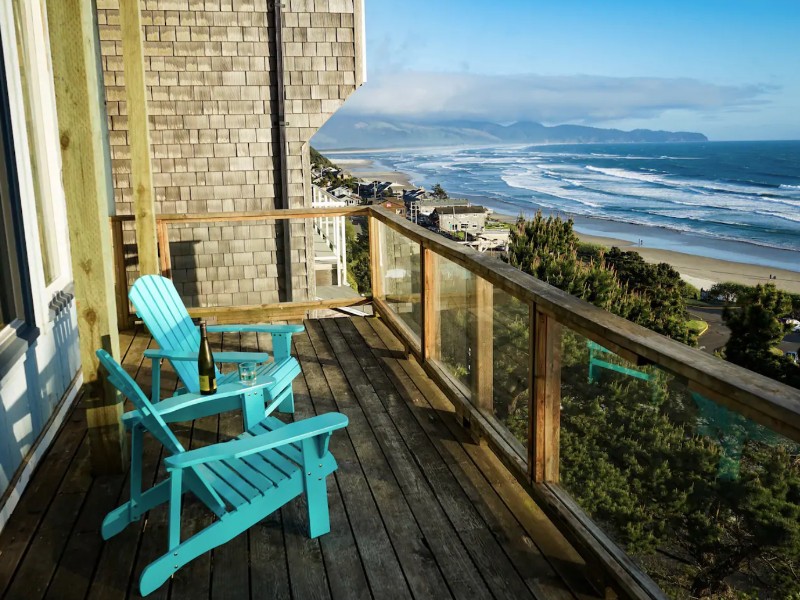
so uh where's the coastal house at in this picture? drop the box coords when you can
[433,205,488,233]
[357,180,392,200]
[780,331,800,364]
[467,229,511,252]
[0,2,799,599]
[387,181,408,196]
[327,185,362,206]
[414,196,470,216]
[402,187,428,202]
[329,185,354,198]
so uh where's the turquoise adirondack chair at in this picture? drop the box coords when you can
[96,349,348,596]
[129,275,303,429]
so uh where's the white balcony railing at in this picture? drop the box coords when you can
[311,185,347,286]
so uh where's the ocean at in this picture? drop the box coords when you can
[331,141,800,272]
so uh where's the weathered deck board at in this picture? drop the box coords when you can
[352,317,583,599]
[297,326,414,599]
[362,316,600,600]
[0,317,598,599]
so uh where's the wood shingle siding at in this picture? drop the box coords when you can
[96,0,364,306]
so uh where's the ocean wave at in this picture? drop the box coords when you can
[501,173,603,208]
[373,145,800,254]
[584,152,700,160]
[584,166,666,184]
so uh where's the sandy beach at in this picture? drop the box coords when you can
[491,213,800,293]
[578,233,800,294]
[334,158,416,189]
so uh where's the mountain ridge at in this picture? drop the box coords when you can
[313,115,708,149]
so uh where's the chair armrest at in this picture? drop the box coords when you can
[151,378,276,419]
[215,351,271,364]
[204,324,304,361]
[144,349,197,362]
[143,348,270,364]
[205,324,304,334]
[165,412,348,469]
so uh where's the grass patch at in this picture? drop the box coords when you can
[687,319,709,336]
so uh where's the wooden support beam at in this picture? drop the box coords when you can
[111,219,134,330]
[156,220,171,278]
[368,215,383,299]
[531,306,562,483]
[118,0,158,275]
[46,0,126,473]
[473,276,493,414]
[187,297,371,324]
[421,247,439,362]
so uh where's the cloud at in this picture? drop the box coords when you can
[342,71,774,125]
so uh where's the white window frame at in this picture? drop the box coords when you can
[1,1,73,329]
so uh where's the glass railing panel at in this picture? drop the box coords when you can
[435,255,477,394]
[378,221,421,337]
[558,326,800,598]
[345,214,371,295]
[492,289,530,448]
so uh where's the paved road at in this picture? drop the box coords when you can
[689,306,731,355]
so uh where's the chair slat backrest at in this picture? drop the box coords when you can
[129,275,210,393]
[96,349,185,454]
[96,349,224,510]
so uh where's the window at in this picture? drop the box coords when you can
[12,0,64,287]
[0,32,35,367]
[460,223,468,230]
[0,138,24,330]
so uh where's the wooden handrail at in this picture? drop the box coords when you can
[368,204,800,597]
[109,202,800,441]
[367,205,800,444]
[109,206,368,224]
[109,208,370,327]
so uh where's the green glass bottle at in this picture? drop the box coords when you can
[198,321,217,395]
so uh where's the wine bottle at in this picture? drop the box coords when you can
[198,321,217,395]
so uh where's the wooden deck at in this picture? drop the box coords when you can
[0,316,599,600]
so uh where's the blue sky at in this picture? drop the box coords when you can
[343,0,800,140]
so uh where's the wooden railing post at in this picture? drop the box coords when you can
[157,220,172,278]
[421,246,439,362]
[118,0,159,276]
[111,219,134,330]
[368,215,383,299]
[473,276,493,414]
[530,305,562,482]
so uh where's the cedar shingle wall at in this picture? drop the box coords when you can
[97,0,362,307]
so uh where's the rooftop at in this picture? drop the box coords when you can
[433,205,487,215]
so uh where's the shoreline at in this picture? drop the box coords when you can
[490,213,800,294]
[335,158,416,189]
[331,156,800,293]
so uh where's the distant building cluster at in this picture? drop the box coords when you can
[311,161,510,252]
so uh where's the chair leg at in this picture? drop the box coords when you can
[101,480,172,540]
[277,386,294,414]
[301,436,331,538]
[139,518,244,596]
[305,474,331,538]
[138,492,290,596]
[241,388,266,431]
